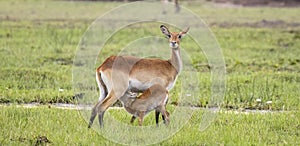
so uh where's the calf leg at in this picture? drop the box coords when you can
[157,105,170,125]
[163,111,170,124]
[130,116,136,124]
[155,110,160,127]
[155,110,169,126]
[156,98,169,126]
[138,112,145,126]
[155,107,170,126]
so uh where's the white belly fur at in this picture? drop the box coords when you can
[129,75,178,92]
[129,78,153,91]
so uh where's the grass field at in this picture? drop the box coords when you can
[0,0,300,145]
[1,105,299,145]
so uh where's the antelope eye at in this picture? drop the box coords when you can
[178,35,182,39]
[167,34,171,38]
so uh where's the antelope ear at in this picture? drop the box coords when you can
[160,25,171,38]
[179,26,190,38]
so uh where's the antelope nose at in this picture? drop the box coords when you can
[171,41,176,45]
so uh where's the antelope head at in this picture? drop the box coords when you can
[160,25,190,49]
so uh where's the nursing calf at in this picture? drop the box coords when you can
[120,84,170,126]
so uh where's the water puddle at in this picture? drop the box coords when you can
[0,103,291,114]
[0,103,92,110]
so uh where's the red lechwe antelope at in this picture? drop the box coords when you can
[120,84,170,126]
[88,25,189,128]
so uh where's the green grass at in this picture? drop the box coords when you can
[0,106,299,145]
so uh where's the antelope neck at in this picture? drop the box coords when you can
[169,47,182,74]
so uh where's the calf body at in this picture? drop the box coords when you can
[120,84,170,126]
